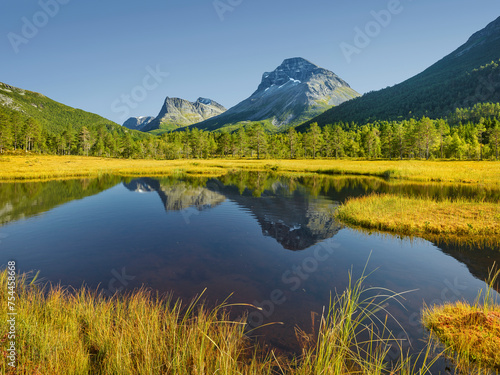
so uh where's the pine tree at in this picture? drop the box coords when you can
[248,123,267,159]
[79,126,92,156]
[306,123,323,159]
[436,119,450,159]
[490,119,500,160]
[22,118,41,152]
[476,118,486,160]
[0,111,13,153]
[287,127,298,159]
[331,125,346,159]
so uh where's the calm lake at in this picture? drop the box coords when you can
[1,172,499,368]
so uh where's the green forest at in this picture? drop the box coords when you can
[1,102,500,160]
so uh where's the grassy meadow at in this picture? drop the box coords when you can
[1,154,500,184]
[335,194,500,246]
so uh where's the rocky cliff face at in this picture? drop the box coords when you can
[143,97,227,132]
[190,57,360,131]
[122,116,155,131]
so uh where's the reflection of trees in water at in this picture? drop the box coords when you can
[0,176,122,226]
[215,171,500,202]
[431,238,500,291]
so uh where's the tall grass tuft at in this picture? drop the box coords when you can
[422,265,500,373]
[290,266,438,375]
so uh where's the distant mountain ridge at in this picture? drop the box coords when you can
[122,116,155,131]
[189,57,360,132]
[299,16,500,129]
[143,97,227,133]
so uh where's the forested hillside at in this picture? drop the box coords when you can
[0,82,151,157]
[298,16,500,129]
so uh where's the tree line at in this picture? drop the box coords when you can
[1,103,500,160]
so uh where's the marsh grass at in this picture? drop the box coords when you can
[336,194,500,245]
[0,269,440,375]
[422,267,500,373]
[290,267,438,375]
[2,155,500,185]
[0,271,275,375]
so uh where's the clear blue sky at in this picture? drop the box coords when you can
[1,0,500,124]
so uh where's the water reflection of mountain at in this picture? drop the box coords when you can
[123,174,500,283]
[207,180,342,251]
[124,177,342,251]
[124,178,226,211]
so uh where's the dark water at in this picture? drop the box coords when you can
[1,172,499,370]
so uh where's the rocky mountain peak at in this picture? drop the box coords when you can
[197,97,213,105]
[255,57,349,95]
[257,57,319,92]
[190,57,360,130]
[142,96,227,132]
[122,116,155,131]
[279,57,320,74]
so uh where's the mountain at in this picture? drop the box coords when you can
[298,16,500,129]
[189,57,360,132]
[0,82,142,137]
[143,97,227,134]
[122,116,155,131]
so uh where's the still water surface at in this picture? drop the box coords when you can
[0,173,499,366]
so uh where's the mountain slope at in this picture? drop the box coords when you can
[0,82,144,137]
[189,57,360,132]
[298,16,500,130]
[122,116,155,131]
[143,97,227,133]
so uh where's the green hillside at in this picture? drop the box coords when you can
[298,16,500,130]
[0,82,148,139]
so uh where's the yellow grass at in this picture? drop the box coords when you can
[1,155,500,184]
[422,270,500,372]
[423,302,500,372]
[0,269,438,375]
[336,194,500,244]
